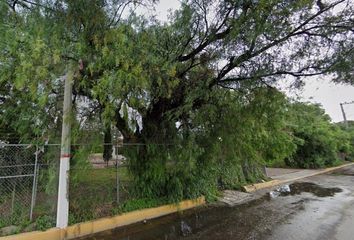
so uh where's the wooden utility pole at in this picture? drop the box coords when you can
[340,101,354,129]
[340,103,348,129]
[56,71,73,228]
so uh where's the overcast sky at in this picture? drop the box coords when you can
[283,78,354,122]
[138,1,354,122]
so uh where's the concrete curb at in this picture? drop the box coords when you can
[243,162,354,193]
[0,196,205,240]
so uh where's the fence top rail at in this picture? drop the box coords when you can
[0,164,36,168]
[0,143,62,146]
[0,143,34,147]
[1,143,179,146]
[0,174,35,179]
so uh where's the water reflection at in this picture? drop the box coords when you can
[79,182,342,240]
[269,182,342,199]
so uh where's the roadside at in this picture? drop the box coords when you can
[77,164,354,240]
[242,162,354,192]
[263,166,354,240]
[220,162,354,206]
[2,162,353,239]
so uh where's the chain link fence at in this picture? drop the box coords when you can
[0,144,60,232]
[0,145,36,227]
[0,143,167,234]
[68,143,132,224]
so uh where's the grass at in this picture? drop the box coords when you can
[69,166,133,224]
[1,164,181,235]
[111,197,169,215]
[72,166,131,184]
[1,166,184,232]
[68,166,188,224]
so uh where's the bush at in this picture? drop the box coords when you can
[35,215,55,231]
[285,102,348,168]
[125,88,296,201]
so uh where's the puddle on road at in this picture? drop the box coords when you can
[79,197,281,240]
[79,182,343,240]
[269,182,342,199]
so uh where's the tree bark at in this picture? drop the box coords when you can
[103,125,112,165]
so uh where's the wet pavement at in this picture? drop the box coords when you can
[79,165,354,240]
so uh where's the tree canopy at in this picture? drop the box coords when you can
[284,102,353,168]
[1,0,353,142]
[1,0,353,199]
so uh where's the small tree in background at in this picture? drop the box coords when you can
[285,102,352,168]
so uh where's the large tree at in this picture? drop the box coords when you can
[1,0,353,198]
[1,0,353,143]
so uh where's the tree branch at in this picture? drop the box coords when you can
[213,0,345,85]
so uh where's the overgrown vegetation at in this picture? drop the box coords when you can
[120,88,296,201]
[112,198,169,215]
[69,167,130,224]
[284,103,351,168]
[0,0,354,227]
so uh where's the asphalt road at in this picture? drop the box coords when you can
[264,166,354,240]
[80,165,354,240]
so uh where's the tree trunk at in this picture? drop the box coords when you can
[103,125,112,165]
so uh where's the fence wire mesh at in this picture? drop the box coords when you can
[0,144,60,231]
[68,143,132,224]
[0,143,170,234]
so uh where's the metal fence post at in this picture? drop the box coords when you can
[34,163,39,211]
[11,183,16,215]
[116,144,120,204]
[30,145,39,221]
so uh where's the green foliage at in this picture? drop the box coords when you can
[1,0,353,144]
[336,121,354,161]
[68,167,130,224]
[0,205,29,229]
[34,215,56,231]
[1,0,354,207]
[124,141,205,202]
[194,88,296,188]
[124,88,296,200]
[37,146,61,195]
[285,102,349,168]
[112,198,168,215]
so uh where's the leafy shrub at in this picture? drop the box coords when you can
[285,102,348,168]
[35,215,55,231]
